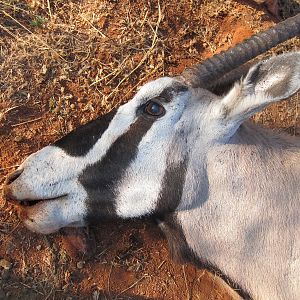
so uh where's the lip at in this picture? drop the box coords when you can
[19,199,46,207]
[4,192,67,208]
[12,195,67,223]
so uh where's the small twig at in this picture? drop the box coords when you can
[46,0,52,19]
[44,287,53,300]
[0,221,21,242]
[12,117,42,127]
[150,0,162,48]
[0,105,23,122]
[90,54,131,87]
[157,260,166,270]
[103,0,162,102]
[107,262,113,299]
[0,23,18,39]
[293,92,299,136]
[182,265,191,300]
[0,1,30,14]
[79,14,107,38]
[20,282,44,296]
[3,105,22,114]
[198,269,206,280]
[114,274,148,299]
[96,247,109,259]
[0,164,20,172]
[2,10,66,61]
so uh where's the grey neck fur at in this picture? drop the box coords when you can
[173,122,300,300]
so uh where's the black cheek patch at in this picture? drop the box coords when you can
[79,116,156,223]
[154,159,187,217]
[54,109,117,157]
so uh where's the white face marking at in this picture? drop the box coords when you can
[116,78,190,217]
[8,76,191,232]
[8,89,140,233]
[12,103,138,201]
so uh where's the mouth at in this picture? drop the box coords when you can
[19,200,44,207]
[12,195,67,208]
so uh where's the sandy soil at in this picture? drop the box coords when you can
[0,0,299,299]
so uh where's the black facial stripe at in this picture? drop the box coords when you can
[54,109,117,157]
[154,159,187,217]
[80,116,156,222]
[155,82,188,103]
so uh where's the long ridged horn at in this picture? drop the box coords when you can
[182,13,300,88]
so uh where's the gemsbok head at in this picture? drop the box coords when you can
[3,13,300,300]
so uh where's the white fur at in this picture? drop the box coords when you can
[116,93,188,217]
[9,97,139,233]
[9,77,185,232]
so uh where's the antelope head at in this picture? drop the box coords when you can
[3,14,300,234]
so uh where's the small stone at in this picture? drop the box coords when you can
[36,245,42,251]
[65,94,73,100]
[41,65,47,74]
[0,259,12,270]
[70,103,75,109]
[14,136,23,142]
[76,261,85,269]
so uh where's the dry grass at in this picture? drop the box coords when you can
[1,0,298,128]
[0,0,167,123]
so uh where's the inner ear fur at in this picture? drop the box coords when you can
[218,52,300,123]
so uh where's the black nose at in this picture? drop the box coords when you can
[5,168,23,185]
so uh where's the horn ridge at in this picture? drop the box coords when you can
[182,13,300,88]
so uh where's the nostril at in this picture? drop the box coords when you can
[5,168,24,185]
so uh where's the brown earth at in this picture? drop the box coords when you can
[0,0,299,299]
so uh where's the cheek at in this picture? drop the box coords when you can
[115,124,176,218]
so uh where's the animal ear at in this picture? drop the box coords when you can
[217,52,300,124]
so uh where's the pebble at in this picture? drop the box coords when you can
[14,136,23,142]
[0,259,12,270]
[36,245,42,251]
[41,65,47,74]
[76,261,85,269]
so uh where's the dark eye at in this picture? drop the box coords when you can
[144,101,165,117]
